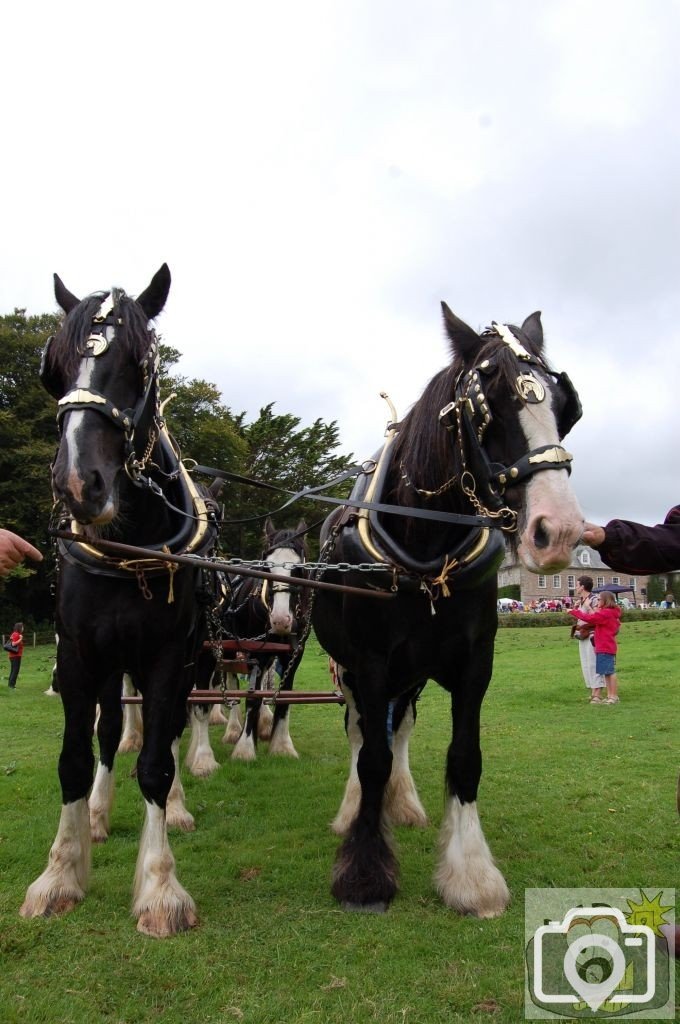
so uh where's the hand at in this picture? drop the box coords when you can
[0,529,43,577]
[581,523,605,548]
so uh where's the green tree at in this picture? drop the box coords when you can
[222,403,355,555]
[159,344,247,472]
[0,309,61,626]
[0,326,356,626]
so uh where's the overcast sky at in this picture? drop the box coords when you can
[3,0,679,527]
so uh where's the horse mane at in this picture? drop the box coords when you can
[48,290,154,381]
[391,324,547,507]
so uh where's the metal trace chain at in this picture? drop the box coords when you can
[216,557,392,573]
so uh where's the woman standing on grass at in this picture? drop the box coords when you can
[570,575,603,702]
[6,621,24,689]
[568,593,621,704]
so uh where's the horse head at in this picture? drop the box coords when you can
[41,265,171,526]
[440,303,583,573]
[261,519,308,636]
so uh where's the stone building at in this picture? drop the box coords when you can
[498,544,650,605]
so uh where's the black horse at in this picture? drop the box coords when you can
[21,266,220,937]
[312,304,584,915]
[221,519,308,761]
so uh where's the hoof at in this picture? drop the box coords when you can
[188,757,219,779]
[208,706,227,726]
[222,726,242,745]
[166,810,196,833]
[20,892,81,919]
[136,905,198,938]
[231,734,257,762]
[268,738,299,759]
[118,737,143,754]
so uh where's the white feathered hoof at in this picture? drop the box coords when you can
[384,773,429,829]
[136,898,198,938]
[166,805,196,833]
[330,779,361,836]
[20,881,84,920]
[257,704,274,741]
[268,728,299,759]
[434,858,510,919]
[222,707,243,745]
[89,810,110,844]
[208,705,228,726]
[118,733,143,754]
[187,751,220,778]
[231,732,257,762]
[434,798,510,918]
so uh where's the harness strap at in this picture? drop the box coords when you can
[191,463,500,529]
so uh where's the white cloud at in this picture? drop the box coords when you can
[2,0,680,530]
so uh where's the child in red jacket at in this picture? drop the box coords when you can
[568,591,622,704]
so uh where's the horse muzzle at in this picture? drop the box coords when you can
[52,461,119,526]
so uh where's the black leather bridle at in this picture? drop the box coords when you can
[40,290,162,484]
[438,322,582,523]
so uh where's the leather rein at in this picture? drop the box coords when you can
[191,322,580,535]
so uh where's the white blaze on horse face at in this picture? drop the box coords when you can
[267,546,299,635]
[516,389,583,573]
[59,359,116,523]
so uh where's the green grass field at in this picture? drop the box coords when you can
[0,622,677,1024]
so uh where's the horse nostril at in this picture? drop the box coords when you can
[533,518,550,550]
[87,469,106,500]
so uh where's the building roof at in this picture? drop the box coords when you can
[500,544,612,572]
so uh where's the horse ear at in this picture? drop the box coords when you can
[520,311,544,352]
[136,264,171,320]
[264,517,275,540]
[296,520,307,535]
[441,302,479,360]
[54,273,80,314]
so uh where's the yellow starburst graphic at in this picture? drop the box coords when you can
[625,890,673,936]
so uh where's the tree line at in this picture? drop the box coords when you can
[0,310,355,630]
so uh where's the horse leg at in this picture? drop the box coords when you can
[220,672,243,744]
[268,702,297,757]
[21,664,97,919]
[185,703,219,778]
[434,646,509,919]
[166,738,196,832]
[208,701,228,726]
[118,673,143,753]
[185,648,220,777]
[133,661,197,936]
[232,664,262,762]
[90,675,126,842]
[268,654,298,758]
[257,663,275,741]
[206,662,228,725]
[384,688,429,828]
[331,669,398,912]
[331,676,362,835]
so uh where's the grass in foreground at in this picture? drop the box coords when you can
[0,621,677,1024]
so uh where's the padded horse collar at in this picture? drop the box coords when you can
[327,434,505,594]
[57,439,219,582]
